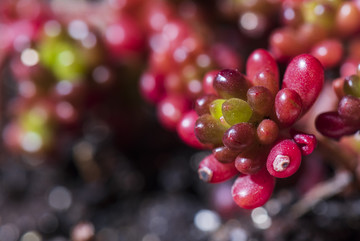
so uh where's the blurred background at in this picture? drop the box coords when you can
[1,0,360,240]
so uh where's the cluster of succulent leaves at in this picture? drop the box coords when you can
[193,49,323,209]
